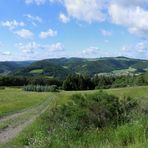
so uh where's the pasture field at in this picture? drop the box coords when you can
[0,87,50,118]
[0,86,148,147]
[64,86,148,99]
[30,69,44,74]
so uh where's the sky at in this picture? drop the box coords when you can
[0,0,148,61]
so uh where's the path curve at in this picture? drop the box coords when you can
[0,99,50,144]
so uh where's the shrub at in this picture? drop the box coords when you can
[50,91,138,131]
[23,85,59,92]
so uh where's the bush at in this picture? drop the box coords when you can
[23,85,59,92]
[50,91,138,131]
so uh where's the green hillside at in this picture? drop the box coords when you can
[1,57,148,78]
[0,61,32,75]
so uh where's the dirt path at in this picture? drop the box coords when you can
[0,99,50,144]
[0,105,39,123]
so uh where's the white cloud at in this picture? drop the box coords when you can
[16,42,40,53]
[24,14,42,26]
[59,13,70,23]
[49,0,62,3]
[0,51,11,56]
[121,41,148,58]
[46,42,64,52]
[25,0,46,5]
[16,42,64,54]
[1,20,25,30]
[25,0,61,5]
[100,29,112,36]
[39,29,57,39]
[112,0,148,7]
[109,3,148,37]
[23,0,148,39]
[62,0,106,23]
[82,47,100,55]
[15,29,34,39]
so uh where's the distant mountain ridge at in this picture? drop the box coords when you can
[0,57,148,78]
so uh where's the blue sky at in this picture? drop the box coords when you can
[0,0,148,61]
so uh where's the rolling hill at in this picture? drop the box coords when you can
[0,61,33,75]
[6,56,148,78]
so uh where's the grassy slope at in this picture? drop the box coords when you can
[106,86,148,99]
[0,88,50,118]
[2,86,147,147]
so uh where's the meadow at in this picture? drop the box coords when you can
[0,86,148,147]
[0,88,50,118]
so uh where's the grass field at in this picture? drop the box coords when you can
[0,88,50,118]
[106,86,148,99]
[0,86,148,147]
[30,69,43,74]
[64,86,148,99]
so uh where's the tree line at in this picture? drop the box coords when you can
[0,76,62,87]
[0,73,148,90]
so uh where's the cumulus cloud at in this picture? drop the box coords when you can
[59,13,70,23]
[1,20,25,30]
[15,29,34,39]
[39,29,57,39]
[109,2,148,37]
[23,0,148,38]
[61,0,148,37]
[62,0,106,23]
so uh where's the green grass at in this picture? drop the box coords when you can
[0,88,50,117]
[63,86,148,99]
[2,86,148,147]
[5,92,70,147]
[30,69,43,74]
[105,86,148,99]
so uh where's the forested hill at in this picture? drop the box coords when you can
[1,57,148,78]
[0,61,33,75]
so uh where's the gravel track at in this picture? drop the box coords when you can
[0,100,50,144]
